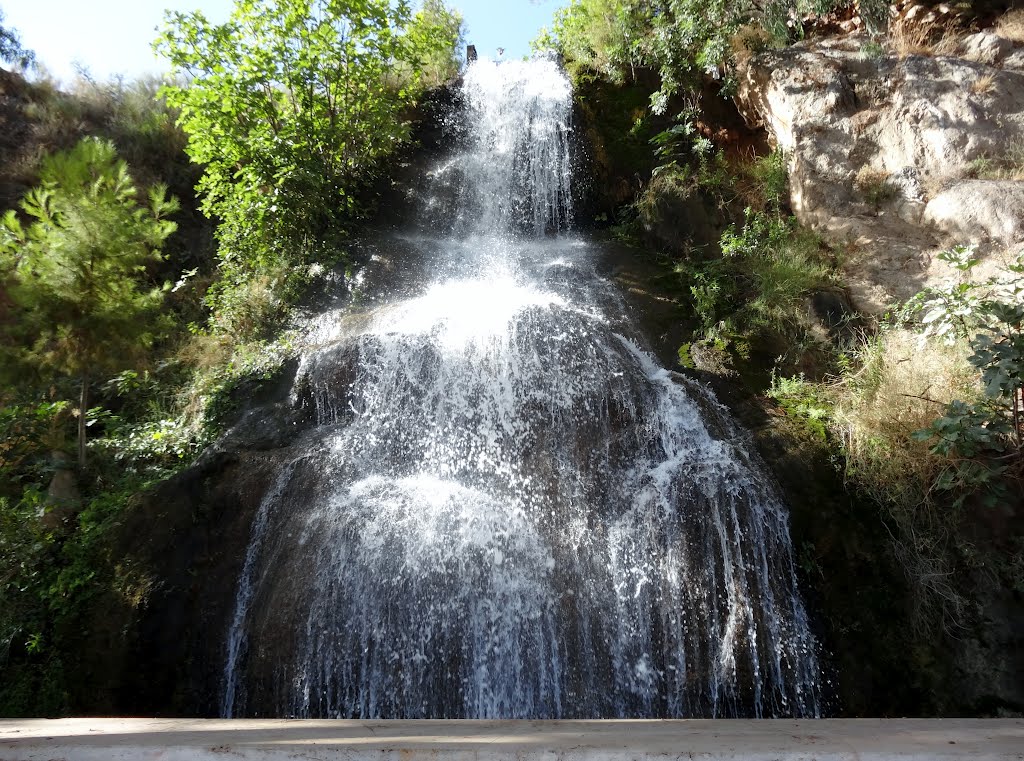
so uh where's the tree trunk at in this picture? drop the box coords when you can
[78,374,88,470]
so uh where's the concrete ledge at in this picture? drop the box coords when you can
[1,718,1022,760]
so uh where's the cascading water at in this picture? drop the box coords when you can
[220,59,822,719]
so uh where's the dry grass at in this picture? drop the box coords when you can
[834,330,978,484]
[174,332,234,431]
[920,169,956,201]
[969,74,997,96]
[964,140,1024,182]
[889,14,960,58]
[176,331,235,374]
[854,165,896,207]
[831,328,981,631]
[996,8,1024,43]
[890,20,934,57]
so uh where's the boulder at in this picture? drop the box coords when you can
[959,32,1014,65]
[924,180,1024,247]
[40,450,81,531]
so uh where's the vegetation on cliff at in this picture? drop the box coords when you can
[0,8,33,70]
[0,0,1020,718]
[0,0,462,715]
[541,0,1022,714]
[155,0,460,339]
[1,137,180,469]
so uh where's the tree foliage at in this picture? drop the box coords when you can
[907,246,1024,504]
[155,0,462,336]
[0,137,179,467]
[0,8,35,70]
[536,0,857,110]
[398,0,465,88]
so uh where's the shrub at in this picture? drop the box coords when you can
[747,149,788,211]
[854,166,896,208]
[768,372,832,441]
[673,209,835,373]
[778,246,1024,632]
[903,246,1024,504]
[717,210,834,332]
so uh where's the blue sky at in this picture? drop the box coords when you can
[1,0,563,85]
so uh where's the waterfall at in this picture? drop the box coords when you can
[220,58,821,719]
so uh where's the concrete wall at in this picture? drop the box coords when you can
[1,718,1022,760]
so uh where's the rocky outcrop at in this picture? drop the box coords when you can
[735,20,1024,717]
[737,29,1024,314]
[40,450,80,531]
[924,179,1024,246]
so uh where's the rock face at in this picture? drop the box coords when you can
[924,180,1024,246]
[736,23,1024,717]
[737,31,1024,314]
[41,450,80,530]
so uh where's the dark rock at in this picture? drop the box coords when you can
[98,447,299,716]
[810,288,862,342]
[40,450,80,532]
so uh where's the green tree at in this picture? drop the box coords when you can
[0,8,35,70]
[155,0,461,335]
[401,0,465,88]
[0,137,179,469]
[534,0,648,84]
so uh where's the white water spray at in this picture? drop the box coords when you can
[221,59,821,719]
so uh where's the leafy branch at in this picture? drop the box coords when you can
[906,247,1024,505]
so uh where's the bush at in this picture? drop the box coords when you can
[768,372,832,441]
[902,246,1024,504]
[684,209,835,346]
[742,149,789,212]
[772,247,1024,632]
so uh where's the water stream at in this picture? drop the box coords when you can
[220,59,821,719]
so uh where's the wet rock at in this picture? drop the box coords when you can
[810,288,861,341]
[953,578,1024,715]
[639,188,721,255]
[204,402,311,460]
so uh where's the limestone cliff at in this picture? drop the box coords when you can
[733,12,1024,716]
[736,17,1024,314]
